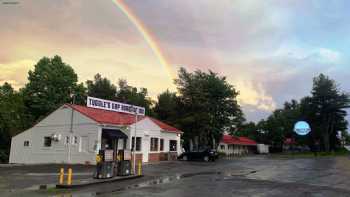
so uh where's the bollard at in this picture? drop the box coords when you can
[137,160,142,176]
[59,168,64,184]
[67,168,72,185]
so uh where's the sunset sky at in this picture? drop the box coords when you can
[1,0,349,122]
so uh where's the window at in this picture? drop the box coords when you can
[160,139,164,151]
[169,140,177,152]
[150,138,159,151]
[65,136,70,145]
[24,141,29,147]
[73,136,79,145]
[44,137,52,147]
[132,137,142,151]
[220,145,225,150]
[228,145,234,150]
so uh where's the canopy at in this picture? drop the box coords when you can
[102,129,128,139]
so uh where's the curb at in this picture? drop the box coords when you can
[56,175,144,189]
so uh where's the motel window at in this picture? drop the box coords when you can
[43,137,52,147]
[65,136,70,145]
[160,139,164,151]
[73,136,79,145]
[228,145,234,150]
[169,140,177,152]
[132,137,142,151]
[150,138,159,151]
[220,145,225,150]
[24,140,30,147]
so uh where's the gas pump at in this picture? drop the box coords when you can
[117,149,132,176]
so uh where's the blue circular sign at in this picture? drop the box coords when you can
[294,121,311,135]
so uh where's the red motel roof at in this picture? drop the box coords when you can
[221,134,257,146]
[66,104,182,133]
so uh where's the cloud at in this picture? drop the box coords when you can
[234,80,276,112]
[318,48,341,63]
[0,59,35,89]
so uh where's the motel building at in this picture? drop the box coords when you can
[9,97,182,164]
[217,134,257,156]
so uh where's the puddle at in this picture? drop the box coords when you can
[221,170,258,180]
[96,171,221,195]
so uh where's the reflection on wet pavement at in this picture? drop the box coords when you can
[51,171,223,197]
[6,156,350,197]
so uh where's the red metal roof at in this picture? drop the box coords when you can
[66,104,182,133]
[221,134,257,145]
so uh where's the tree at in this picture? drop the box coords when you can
[308,74,350,151]
[257,74,350,152]
[254,99,305,151]
[73,82,87,105]
[0,83,31,162]
[235,121,257,140]
[115,79,154,115]
[154,90,179,123]
[174,67,244,149]
[22,55,79,121]
[86,73,117,101]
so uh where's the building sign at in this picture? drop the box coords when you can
[294,121,311,136]
[87,96,145,116]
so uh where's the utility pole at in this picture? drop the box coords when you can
[68,94,75,163]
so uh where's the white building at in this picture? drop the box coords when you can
[218,134,257,156]
[9,104,182,164]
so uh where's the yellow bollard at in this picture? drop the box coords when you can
[59,168,64,184]
[137,160,142,176]
[67,168,72,185]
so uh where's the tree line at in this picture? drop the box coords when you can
[234,74,350,152]
[1,55,349,162]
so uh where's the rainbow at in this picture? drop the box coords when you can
[112,0,176,79]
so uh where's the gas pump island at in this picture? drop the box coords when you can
[94,149,133,179]
[88,97,145,179]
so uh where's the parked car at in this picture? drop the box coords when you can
[178,148,218,162]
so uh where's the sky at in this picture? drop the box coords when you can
[1,0,350,122]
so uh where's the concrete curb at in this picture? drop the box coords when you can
[56,175,143,189]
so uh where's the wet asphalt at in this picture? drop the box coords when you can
[2,155,350,196]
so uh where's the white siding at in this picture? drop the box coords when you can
[9,106,181,164]
[218,143,250,155]
[127,117,181,162]
[10,105,99,164]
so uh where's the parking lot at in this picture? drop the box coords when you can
[2,155,350,196]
